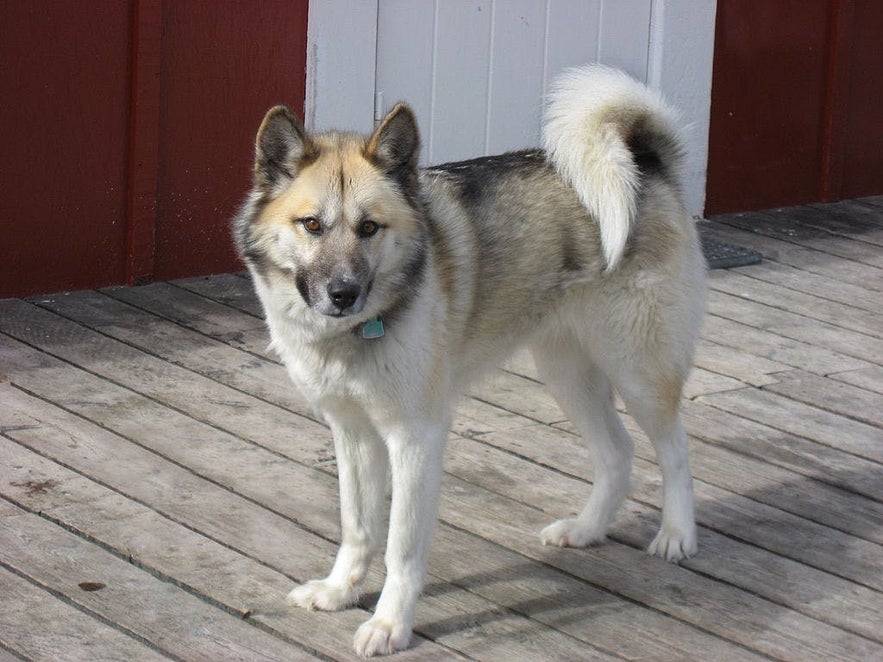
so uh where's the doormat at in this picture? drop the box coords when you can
[701,236,762,269]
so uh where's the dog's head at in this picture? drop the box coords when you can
[235,104,426,324]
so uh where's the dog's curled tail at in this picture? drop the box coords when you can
[543,64,686,271]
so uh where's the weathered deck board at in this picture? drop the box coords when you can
[730,259,881,313]
[699,220,883,292]
[0,500,320,662]
[830,365,883,395]
[0,567,173,662]
[701,312,872,376]
[708,269,883,339]
[714,208,883,267]
[697,387,883,463]
[2,199,882,661]
[705,287,883,365]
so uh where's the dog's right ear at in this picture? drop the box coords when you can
[366,104,420,187]
[254,105,315,190]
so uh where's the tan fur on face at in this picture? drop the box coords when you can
[256,134,421,236]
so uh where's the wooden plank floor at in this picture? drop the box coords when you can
[2,197,882,661]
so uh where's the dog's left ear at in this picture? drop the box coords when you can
[366,103,420,181]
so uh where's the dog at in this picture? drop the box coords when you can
[233,64,706,657]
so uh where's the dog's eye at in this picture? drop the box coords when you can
[358,219,380,238]
[300,217,322,235]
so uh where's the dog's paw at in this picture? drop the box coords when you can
[540,518,606,548]
[286,579,359,611]
[353,616,411,657]
[647,525,698,562]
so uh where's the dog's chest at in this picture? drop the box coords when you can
[276,331,404,406]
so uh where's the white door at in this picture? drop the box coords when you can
[306,0,716,216]
[374,0,653,165]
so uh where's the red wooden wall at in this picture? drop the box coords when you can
[706,0,883,215]
[838,1,883,199]
[0,1,308,298]
[2,2,133,298]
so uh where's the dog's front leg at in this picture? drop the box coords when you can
[354,421,447,657]
[288,414,388,611]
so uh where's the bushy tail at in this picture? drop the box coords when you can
[543,65,686,271]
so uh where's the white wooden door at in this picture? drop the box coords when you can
[306,0,716,216]
[374,0,653,165]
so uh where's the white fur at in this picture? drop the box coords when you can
[543,64,685,270]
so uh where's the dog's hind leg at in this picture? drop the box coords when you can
[288,408,389,612]
[532,338,634,548]
[614,366,697,562]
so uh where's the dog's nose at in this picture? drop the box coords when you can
[327,279,361,311]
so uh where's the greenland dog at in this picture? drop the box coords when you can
[234,65,706,656]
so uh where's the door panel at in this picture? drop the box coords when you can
[375,0,651,166]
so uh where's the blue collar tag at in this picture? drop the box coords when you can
[361,316,385,339]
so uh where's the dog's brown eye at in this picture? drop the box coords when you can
[358,219,379,237]
[301,217,322,235]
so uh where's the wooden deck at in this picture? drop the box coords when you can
[2,198,882,661]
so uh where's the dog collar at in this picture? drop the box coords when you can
[361,316,385,339]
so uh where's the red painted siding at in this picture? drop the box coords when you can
[1,2,132,296]
[707,0,883,215]
[706,1,830,214]
[840,1,883,199]
[154,1,308,280]
[0,1,308,298]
